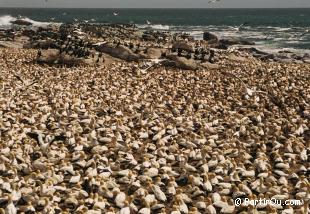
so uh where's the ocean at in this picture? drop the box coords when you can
[0,8,310,54]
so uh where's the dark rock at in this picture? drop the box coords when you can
[219,37,255,47]
[303,53,310,58]
[161,60,176,67]
[32,40,55,49]
[274,58,294,63]
[203,32,218,43]
[142,33,156,41]
[248,47,269,55]
[172,42,194,53]
[22,29,36,37]
[278,50,293,54]
[11,19,33,26]
[291,54,303,61]
[256,54,275,60]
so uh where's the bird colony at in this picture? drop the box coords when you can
[0,48,309,214]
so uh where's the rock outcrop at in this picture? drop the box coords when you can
[0,41,23,49]
[37,49,85,66]
[145,48,165,59]
[11,19,33,26]
[166,54,198,70]
[217,37,255,49]
[172,41,194,53]
[203,32,219,43]
[95,43,140,62]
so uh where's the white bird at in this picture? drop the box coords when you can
[115,192,126,208]
[113,12,119,16]
[151,184,167,202]
[146,20,151,25]
[69,172,81,184]
[119,205,130,214]
[5,196,17,214]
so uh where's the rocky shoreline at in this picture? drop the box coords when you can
[1,22,310,68]
[0,22,309,214]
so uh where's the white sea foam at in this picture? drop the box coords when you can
[138,24,170,30]
[0,15,16,26]
[0,15,59,27]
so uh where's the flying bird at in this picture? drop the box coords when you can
[146,20,151,25]
[113,12,119,16]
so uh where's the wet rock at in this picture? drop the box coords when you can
[278,50,293,54]
[245,47,269,55]
[203,32,218,43]
[11,19,33,26]
[219,37,255,47]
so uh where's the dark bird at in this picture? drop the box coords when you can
[37,50,42,57]
[14,75,24,84]
[177,49,182,57]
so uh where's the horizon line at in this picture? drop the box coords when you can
[1,7,310,9]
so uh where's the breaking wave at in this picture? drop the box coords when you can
[0,15,16,26]
[0,15,56,27]
[137,24,170,30]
